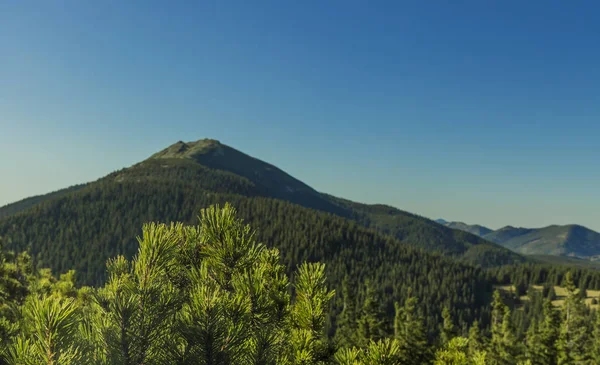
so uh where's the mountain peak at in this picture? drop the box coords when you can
[150,139,224,160]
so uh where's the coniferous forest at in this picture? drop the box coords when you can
[1,204,599,364]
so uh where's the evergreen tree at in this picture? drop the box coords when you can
[393,288,431,364]
[537,299,560,365]
[439,306,457,346]
[525,319,541,363]
[334,276,358,348]
[434,337,487,365]
[1,204,335,365]
[334,339,404,365]
[547,286,557,300]
[356,281,385,347]
[290,262,336,364]
[556,272,590,364]
[467,320,484,358]
[488,291,518,365]
[0,238,32,348]
[592,310,600,364]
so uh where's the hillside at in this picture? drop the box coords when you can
[489,224,600,259]
[0,173,493,336]
[1,139,520,262]
[0,138,528,335]
[437,220,493,237]
[481,226,533,243]
[440,220,600,261]
[0,184,86,219]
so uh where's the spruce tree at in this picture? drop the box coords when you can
[440,306,457,346]
[556,272,590,364]
[356,280,385,347]
[488,290,518,365]
[334,276,358,348]
[592,310,600,364]
[394,288,431,364]
[537,299,560,365]
[467,320,484,358]
[525,319,541,363]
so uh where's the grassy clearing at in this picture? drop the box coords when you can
[494,284,600,310]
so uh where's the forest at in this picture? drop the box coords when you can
[1,204,599,364]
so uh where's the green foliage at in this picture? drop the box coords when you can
[537,299,560,365]
[0,177,498,338]
[592,310,600,363]
[0,144,532,341]
[439,307,457,346]
[2,207,600,364]
[2,204,336,364]
[334,339,403,365]
[467,320,484,357]
[356,281,386,347]
[434,337,487,365]
[488,291,519,365]
[333,277,358,348]
[393,288,432,364]
[556,272,591,364]
[0,238,32,348]
[7,295,84,365]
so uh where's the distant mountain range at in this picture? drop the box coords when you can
[434,220,493,237]
[437,220,600,261]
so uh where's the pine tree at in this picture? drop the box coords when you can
[393,288,431,364]
[440,306,456,345]
[547,286,557,300]
[2,204,336,365]
[592,310,600,364]
[434,337,487,365]
[334,276,358,348]
[356,280,385,347]
[488,290,518,365]
[290,262,336,364]
[362,338,403,365]
[467,320,484,358]
[537,299,560,365]
[525,319,541,363]
[556,272,591,364]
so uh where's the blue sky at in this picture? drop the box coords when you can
[1,1,599,230]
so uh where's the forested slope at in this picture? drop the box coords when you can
[0,139,551,338]
[0,177,495,337]
[0,139,522,263]
[2,205,599,364]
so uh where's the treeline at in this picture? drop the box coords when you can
[489,263,600,291]
[1,204,599,364]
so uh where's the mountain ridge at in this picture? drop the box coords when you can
[0,138,522,270]
[439,219,600,261]
[1,138,524,334]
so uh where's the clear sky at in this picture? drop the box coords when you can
[1,1,599,231]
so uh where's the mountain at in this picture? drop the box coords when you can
[0,138,526,334]
[1,139,521,265]
[437,220,493,237]
[487,224,600,259]
[441,219,600,261]
[482,226,534,243]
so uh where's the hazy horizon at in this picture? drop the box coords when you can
[2,1,599,231]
